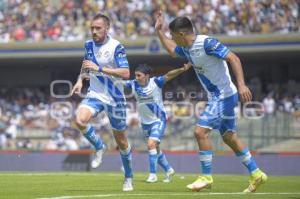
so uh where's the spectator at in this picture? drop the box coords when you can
[263,94,276,116]
[0,0,299,43]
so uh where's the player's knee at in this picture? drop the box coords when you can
[194,129,208,140]
[222,136,231,145]
[75,116,89,128]
[115,136,129,150]
[118,141,128,150]
[222,133,237,145]
[147,140,157,150]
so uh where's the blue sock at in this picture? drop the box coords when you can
[199,150,213,175]
[149,149,158,174]
[120,145,133,178]
[83,125,103,151]
[157,152,171,172]
[236,148,258,174]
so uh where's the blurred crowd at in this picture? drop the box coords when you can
[0,80,299,150]
[0,0,299,43]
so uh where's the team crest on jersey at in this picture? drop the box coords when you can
[104,51,110,58]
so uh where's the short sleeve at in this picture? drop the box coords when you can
[174,46,186,58]
[204,37,230,59]
[84,45,88,60]
[123,80,132,89]
[154,76,166,88]
[114,44,129,68]
[84,41,93,60]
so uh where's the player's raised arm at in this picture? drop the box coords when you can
[225,51,252,102]
[164,63,192,82]
[155,11,177,57]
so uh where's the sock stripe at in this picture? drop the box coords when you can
[120,145,131,155]
[235,148,258,174]
[149,149,157,155]
[199,150,213,175]
[199,154,212,161]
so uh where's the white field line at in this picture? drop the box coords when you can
[0,173,121,176]
[36,192,300,199]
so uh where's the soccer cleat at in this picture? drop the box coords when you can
[243,169,267,193]
[91,145,106,169]
[163,168,175,183]
[123,178,134,191]
[146,173,158,183]
[186,175,213,192]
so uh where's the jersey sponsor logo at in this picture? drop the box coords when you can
[137,96,155,103]
[194,65,205,74]
[190,48,205,57]
[87,49,93,58]
[117,52,126,58]
[212,42,221,51]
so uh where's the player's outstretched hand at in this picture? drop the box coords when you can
[155,10,164,31]
[183,62,193,71]
[82,60,98,71]
[238,85,252,102]
[71,80,83,96]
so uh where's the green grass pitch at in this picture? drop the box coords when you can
[1,172,300,199]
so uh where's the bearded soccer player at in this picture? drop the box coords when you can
[72,14,133,192]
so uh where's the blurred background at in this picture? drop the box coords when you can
[0,0,299,174]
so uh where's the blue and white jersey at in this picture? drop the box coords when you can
[174,35,237,100]
[124,76,167,124]
[83,36,129,106]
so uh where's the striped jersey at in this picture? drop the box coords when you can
[174,35,237,100]
[124,76,167,124]
[84,36,129,106]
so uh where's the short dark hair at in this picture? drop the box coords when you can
[93,13,110,26]
[169,16,194,33]
[135,64,152,75]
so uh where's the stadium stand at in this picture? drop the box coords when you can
[0,0,299,43]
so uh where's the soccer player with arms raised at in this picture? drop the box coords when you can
[155,11,267,193]
[71,14,133,191]
[124,63,192,183]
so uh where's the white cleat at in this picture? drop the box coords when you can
[91,145,106,169]
[163,168,175,183]
[146,173,158,183]
[123,178,134,191]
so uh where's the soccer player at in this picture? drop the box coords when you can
[155,11,267,193]
[71,14,133,191]
[124,63,192,183]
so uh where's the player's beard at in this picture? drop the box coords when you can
[93,34,107,44]
[93,35,100,43]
